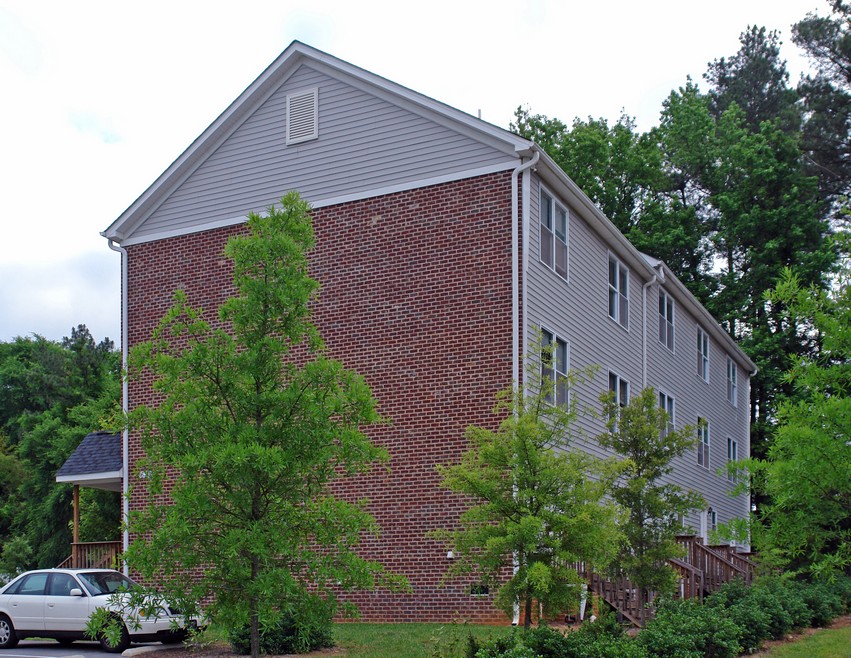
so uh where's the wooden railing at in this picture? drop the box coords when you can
[670,556,703,600]
[57,541,122,569]
[676,535,751,594]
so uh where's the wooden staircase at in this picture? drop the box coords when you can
[583,535,756,626]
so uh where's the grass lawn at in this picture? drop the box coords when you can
[758,623,851,657]
[333,622,511,658]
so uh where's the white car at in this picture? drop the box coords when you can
[0,568,193,652]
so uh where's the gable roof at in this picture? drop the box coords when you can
[102,40,533,245]
[56,431,122,491]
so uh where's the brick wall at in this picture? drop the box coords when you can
[126,171,515,622]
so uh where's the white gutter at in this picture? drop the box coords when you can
[107,239,130,576]
[511,150,540,388]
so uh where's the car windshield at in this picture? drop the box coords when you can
[77,571,138,596]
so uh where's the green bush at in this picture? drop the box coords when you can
[827,575,851,612]
[799,581,845,627]
[758,578,813,630]
[228,601,333,655]
[746,585,794,640]
[473,630,538,658]
[705,577,751,608]
[725,601,772,654]
[638,599,741,658]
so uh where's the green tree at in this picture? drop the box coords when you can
[750,262,851,579]
[125,192,406,658]
[0,327,120,568]
[794,1,851,204]
[433,344,620,629]
[598,387,704,625]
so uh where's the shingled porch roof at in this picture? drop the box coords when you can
[56,430,122,492]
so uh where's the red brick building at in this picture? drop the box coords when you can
[102,42,755,622]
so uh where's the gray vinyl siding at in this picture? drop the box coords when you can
[525,175,750,532]
[132,64,515,240]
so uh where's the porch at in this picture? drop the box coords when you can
[55,430,123,569]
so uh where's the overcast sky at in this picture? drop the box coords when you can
[0,0,824,345]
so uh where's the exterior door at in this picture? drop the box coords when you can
[44,573,91,632]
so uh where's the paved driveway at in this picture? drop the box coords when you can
[2,640,168,657]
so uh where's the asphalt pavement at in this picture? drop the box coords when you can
[1,640,173,658]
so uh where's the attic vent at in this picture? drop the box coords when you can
[286,88,318,145]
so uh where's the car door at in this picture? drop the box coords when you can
[44,573,91,632]
[4,572,47,631]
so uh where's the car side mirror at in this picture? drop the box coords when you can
[69,588,83,597]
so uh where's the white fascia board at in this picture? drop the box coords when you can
[103,40,530,244]
[56,470,123,491]
[118,160,519,247]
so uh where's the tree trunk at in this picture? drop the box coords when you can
[250,555,260,658]
[524,594,533,630]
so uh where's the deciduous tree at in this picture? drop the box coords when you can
[125,192,405,658]
[433,345,619,629]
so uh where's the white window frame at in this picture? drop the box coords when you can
[726,357,738,406]
[727,437,738,483]
[541,328,569,407]
[608,371,630,431]
[539,188,568,281]
[608,254,629,330]
[697,328,709,383]
[697,417,710,469]
[658,289,675,352]
[658,391,675,437]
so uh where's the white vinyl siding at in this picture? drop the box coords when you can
[541,328,569,407]
[697,328,709,382]
[539,189,568,281]
[659,289,674,351]
[608,255,629,329]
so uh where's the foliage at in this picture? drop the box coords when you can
[798,581,845,627]
[747,265,851,578]
[0,326,119,569]
[228,595,333,655]
[597,387,704,620]
[638,598,741,658]
[433,341,620,629]
[125,192,406,658]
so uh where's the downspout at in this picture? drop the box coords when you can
[642,263,664,388]
[108,239,130,576]
[509,148,539,627]
[641,275,658,389]
[511,149,539,387]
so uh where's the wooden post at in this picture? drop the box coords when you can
[72,484,80,567]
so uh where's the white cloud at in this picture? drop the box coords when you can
[0,0,829,344]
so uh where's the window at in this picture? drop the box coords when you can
[658,289,674,351]
[697,328,709,382]
[708,507,718,533]
[17,572,48,595]
[48,573,79,596]
[539,189,568,280]
[658,391,674,437]
[608,255,629,329]
[541,329,569,406]
[727,437,738,482]
[726,357,738,406]
[608,372,630,431]
[286,88,319,144]
[697,417,710,468]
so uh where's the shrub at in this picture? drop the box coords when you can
[473,630,538,658]
[725,602,772,654]
[757,578,813,630]
[799,581,845,627]
[228,600,333,655]
[638,598,741,658]
[705,577,750,608]
[827,575,851,612]
[746,586,793,640]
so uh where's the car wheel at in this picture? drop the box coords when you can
[98,621,130,654]
[0,614,19,649]
[161,630,186,645]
